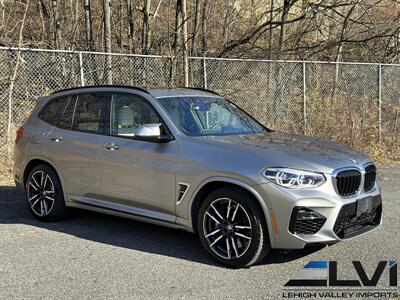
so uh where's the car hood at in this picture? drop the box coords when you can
[197,132,371,174]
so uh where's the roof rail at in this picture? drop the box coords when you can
[179,86,220,96]
[51,85,149,95]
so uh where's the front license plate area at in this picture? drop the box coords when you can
[356,197,374,217]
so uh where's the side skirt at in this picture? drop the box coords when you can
[67,196,191,231]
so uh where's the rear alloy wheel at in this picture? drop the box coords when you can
[26,164,68,221]
[27,170,55,217]
[198,188,271,268]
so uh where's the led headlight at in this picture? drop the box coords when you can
[264,168,326,189]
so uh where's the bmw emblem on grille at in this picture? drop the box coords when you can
[351,159,359,164]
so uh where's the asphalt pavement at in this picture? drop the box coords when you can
[0,167,399,299]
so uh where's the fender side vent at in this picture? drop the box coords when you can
[177,183,190,204]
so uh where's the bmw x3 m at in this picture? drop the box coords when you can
[13,86,382,268]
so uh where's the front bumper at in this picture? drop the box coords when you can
[254,178,382,249]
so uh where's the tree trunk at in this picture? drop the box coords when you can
[119,0,123,49]
[126,0,135,53]
[172,0,182,53]
[201,0,209,56]
[37,0,47,43]
[103,0,112,84]
[148,0,162,51]
[170,0,182,85]
[142,0,151,54]
[268,0,274,59]
[191,0,201,57]
[7,0,30,157]
[51,0,62,48]
[275,0,292,127]
[277,0,291,59]
[222,1,229,44]
[251,0,256,21]
[335,2,357,85]
[0,0,4,27]
[84,0,94,51]
[71,0,79,49]
[182,0,189,86]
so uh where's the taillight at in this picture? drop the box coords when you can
[15,127,24,144]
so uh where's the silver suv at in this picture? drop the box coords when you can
[13,86,382,268]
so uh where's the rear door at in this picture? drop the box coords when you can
[99,92,177,220]
[43,92,110,201]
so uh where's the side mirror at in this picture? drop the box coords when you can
[134,123,172,143]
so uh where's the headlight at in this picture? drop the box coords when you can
[264,168,326,189]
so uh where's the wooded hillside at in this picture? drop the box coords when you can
[0,0,399,62]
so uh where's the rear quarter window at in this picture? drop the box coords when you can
[39,96,77,129]
[40,97,69,126]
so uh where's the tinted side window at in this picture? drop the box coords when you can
[40,97,69,126]
[111,93,161,137]
[72,93,109,134]
[58,96,77,129]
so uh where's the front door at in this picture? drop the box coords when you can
[100,92,177,221]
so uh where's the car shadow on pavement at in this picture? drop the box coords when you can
[0,185,327,268]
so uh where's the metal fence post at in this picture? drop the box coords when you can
[378,64,382,144]
[303,61,307,134]
[78,51,85,86]
[203,57,207,89]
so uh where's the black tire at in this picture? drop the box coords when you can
[197,187,271,268]
[25,164,68,222]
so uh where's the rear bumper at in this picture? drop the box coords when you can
[254,180,382,249]
[13,141,26,192]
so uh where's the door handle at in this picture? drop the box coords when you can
[50,137,63,143]
[105,142,119,151]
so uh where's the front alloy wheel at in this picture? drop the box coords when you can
[203,198,252,259]
[198,187,271,268]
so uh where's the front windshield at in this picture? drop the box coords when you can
[157,96,268,136]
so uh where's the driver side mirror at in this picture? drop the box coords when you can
[134,123,172,143]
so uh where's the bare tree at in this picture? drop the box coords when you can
[191,0,201,56]
[182,0,189,86]
[333,1,357,84]
[51,0,62,48]
[335,1,358,63]
[277,0,293,59]
[71,0,80,48]
[170,0,183,84]
[142,0,151,54]
[103,0,112,83]
[118,0,123,49]
[0,0,4,27]
[268,0,274,59]
[201,0,210,55]
[7,0,30,156]
[1,0,399,64]
[126,0,136,53]
[84,0,94,51]
[37,0,49,44]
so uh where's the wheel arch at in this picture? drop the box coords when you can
[24,158,57,185]
[22,157,67,202]
[189,177,276,248]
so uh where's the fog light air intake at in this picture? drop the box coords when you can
[289,207,327,235]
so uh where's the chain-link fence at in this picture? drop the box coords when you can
[1,47,399,165]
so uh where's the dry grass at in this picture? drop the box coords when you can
[305,90,400,164]
[0,161,13,184]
